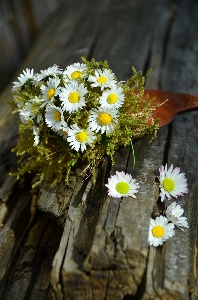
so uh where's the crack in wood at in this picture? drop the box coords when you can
[143,38,153,77]
[162,0,178,65]
[159,0,178,90]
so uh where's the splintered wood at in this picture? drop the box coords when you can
[0,0,198,299]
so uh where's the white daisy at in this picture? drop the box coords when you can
[63,63,87,80]
[148,216,175,247]
[105,171,140,198]
[45,105,64,130]
[19,98,43,125]
[28,97,44,124]
[59,81,88,113]
[88,69,117,90]
[67,124,96,152]
[19,108,34,125]
[166,202,188,230]
[12,68,34,91]
[40,77,61,107]
[88,107,118,134]
[32,126,40,146]
[99,86,125,109]
[158,164,188,202]
[34,65,62,81]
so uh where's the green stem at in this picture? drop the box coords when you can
[125,126,136,169]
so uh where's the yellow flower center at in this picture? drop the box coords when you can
[97,113,112,126]
[107,93,117,104]
[47,88,55,99]
[71,71,82,79]
[97,76,107,85]
[27,119,33,125]
[152,225,165,238]
[76,131,88,143]
[68,92,80,103]
[62,130,68,135]
[115,182,130,195]
[162,178,175,192]
[54,110,61,122]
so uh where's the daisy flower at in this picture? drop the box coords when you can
[19,98,43,125]
[40,77,61,107]
[59,81,88,113]
[63,63,87,80]
[19,108,34,125]
[88,107,118,134]
[88,69,117,90]
[67,124,96,152]
[34,65,62,81]
[12,68,34,91]
[45,105,64,130]
[99,86,125,109]
[148,216,175,247]
[105,171,140,198]
[28,97,44,124]
[158,164,188,202]
[166,202,188,230]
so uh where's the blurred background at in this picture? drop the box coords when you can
[1,0,198,95]
[0,0,62,93]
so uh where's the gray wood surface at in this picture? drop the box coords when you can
[0,0,62,93]
[0,0,198,299]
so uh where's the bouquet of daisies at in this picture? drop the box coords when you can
[10,58,159,186]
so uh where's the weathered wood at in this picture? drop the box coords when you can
[141,1,198,298]
[0,186,33,298]
[0,209,63,300]
[0,0,198,299]
[0,0,62,93]
[141,114,198,300]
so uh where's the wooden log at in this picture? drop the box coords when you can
[0,0,198,299]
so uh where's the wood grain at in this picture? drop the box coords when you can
[0,0,198,299]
